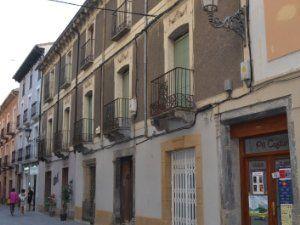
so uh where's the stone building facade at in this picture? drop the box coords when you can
[36,0,300,225]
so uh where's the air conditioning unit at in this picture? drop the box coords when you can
[129,98,137,116]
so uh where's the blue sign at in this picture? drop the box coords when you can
[278,180,293,204]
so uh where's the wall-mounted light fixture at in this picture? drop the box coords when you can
[25,128,32,142]
[201,0,245,40]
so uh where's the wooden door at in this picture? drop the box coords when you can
[120,157,133,223]
[62,167,69,188]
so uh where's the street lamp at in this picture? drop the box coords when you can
[25,128,32,142]
[201,0,245,40]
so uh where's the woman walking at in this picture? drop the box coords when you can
[19,189,27,215]
[27,187,34,211]
[9,188,19,216]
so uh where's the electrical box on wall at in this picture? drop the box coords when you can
[129,98,137,116]
[241,60,252,86]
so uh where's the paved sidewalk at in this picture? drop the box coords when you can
[0,206,86,225]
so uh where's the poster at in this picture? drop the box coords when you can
[281,204,292,225]
[249,195,268,219]
[252,172,265,194]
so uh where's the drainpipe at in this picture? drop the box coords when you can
[143,0,149,137]
[72,27,81,153]
[100,9,106,148]
[54,49,62,156]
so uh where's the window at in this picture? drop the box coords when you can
[63,108,70,148]
[47,119,53,155]
[22,82,25,96]
[29,74,33,89]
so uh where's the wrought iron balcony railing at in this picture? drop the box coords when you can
[6,122,16,135]
[112,0,131,41]
[80,39,94,70]
[31,102,38,118]
[23,109,28,124]
[103,98,130,134]
[18,148,23,162]
[25,145,31,160]
[54,130,71,152]
[74,118,94,145]
[44,75,53,103]
[38,137,53,160]
[60,64,72,89]
[11,151,16,164]
[150,67,195,117]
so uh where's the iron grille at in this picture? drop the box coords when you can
[112,0,131,41]
[103,98,130,134]
[74,118,94,145]
[38,138,53,159]
[82,199,95,222]
[80,39,94,69]
[54,130,70,152]
[150,67,194,117]
[60,63,72,88]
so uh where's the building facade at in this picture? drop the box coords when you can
[13,43,51,204]
[0,90,19,204]
[36,1,300,225]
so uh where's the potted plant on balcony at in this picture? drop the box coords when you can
[60,184,72,221]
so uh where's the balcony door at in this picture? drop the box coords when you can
[86,93,93,142]
[121,69,129,119]
[174,33,190,106]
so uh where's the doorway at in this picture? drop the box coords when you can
[120,157,133,224]
[240,133,293,225]
[44,171,52,204]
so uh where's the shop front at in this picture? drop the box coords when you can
[231,114,294,225]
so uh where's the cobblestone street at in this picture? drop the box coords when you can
[0,206,86,225]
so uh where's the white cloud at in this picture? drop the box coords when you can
[0,0,85,103]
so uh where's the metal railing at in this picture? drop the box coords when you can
[38,138,53,159]
[6,122,16,135]
[150,67,194,117]
[103,98,130,134]
[31,102,38,118]
[74,118,94,144]
[18,148,23,162]
[25,145,31,160]
[80,38,94,69]
[54,130,71,152]
[60,63,72,88]
[112,0,131,40]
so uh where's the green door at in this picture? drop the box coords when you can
[174,33,190,106]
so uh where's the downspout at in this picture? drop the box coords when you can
[100,9,106,148]
[72,28,81,153]
[38,62,44,160]
[143,0,148,137]
[54,49,62,156]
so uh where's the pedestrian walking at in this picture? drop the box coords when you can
[9,188,19,216]
[19,189,27,215]
[27,187,34,211]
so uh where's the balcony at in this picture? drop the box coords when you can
[11,151,16,164]
[38,137,53,160]
[0,128,6,140]
[53,130,70,159]
[17,115,21,128]
[111,0,131,41]
[74,119,94,152]
[80,39,94,70]
[150,67,195,130]
[44,75,53,103]
[60,63,72,89]
[31,102,39,119]
[25,145,31,160]
[23,109,29,125]
[103,98,131,141]
[18,148,23,162]
[6,122,16,136]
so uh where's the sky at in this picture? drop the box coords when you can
[0,0,85,103]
